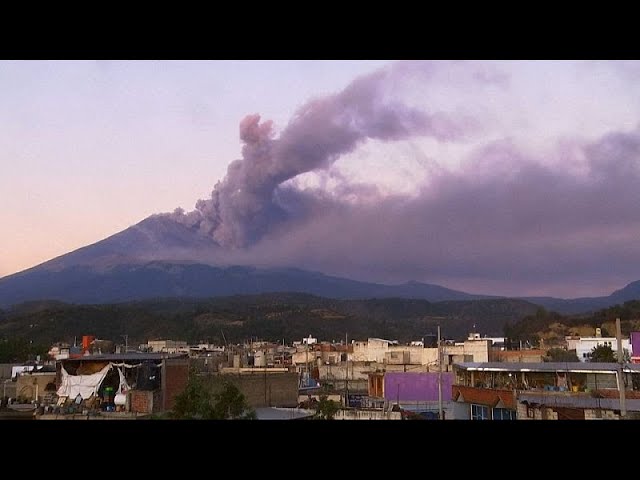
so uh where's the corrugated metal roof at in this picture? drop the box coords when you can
[454,362,640,374]
[59,352,187,362]
[518,393,640,412]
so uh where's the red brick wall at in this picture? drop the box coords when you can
[130,390,153,413]
[163,359,190,411]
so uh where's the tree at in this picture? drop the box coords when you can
[315,395,340,420]
[621,348,631,363]
[589,344,616,363]
[171,371,256,420]
[210,380,256,420]
[171,370,215,419]
[545,348,580,362]
[0,338,49,363]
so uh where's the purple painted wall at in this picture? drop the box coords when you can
[631,332,640,357]
[384,372,454,402]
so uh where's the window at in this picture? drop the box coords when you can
[471,404,489,420]
[493,408,516,420]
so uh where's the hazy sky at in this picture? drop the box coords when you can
[2,60,640,298]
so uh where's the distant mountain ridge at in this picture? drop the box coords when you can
[0,215,491,308]
[0,261,488,308]
[1,214,640,313]
[520,281,640,315]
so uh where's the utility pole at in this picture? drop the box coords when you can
[438,325,443,420]
[122,335,129,353]
[616,318,627,418]
[344,332,349,407]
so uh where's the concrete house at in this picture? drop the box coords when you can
[452,362,640,420]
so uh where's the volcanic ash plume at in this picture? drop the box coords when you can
[170,64,466,248]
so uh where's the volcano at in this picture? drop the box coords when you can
[3,214,640,314]
[0,215,485,307]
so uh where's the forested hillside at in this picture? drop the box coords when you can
[0,294,540,348]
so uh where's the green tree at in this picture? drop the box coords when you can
[315,395,340,420]
[171,371,255,420]
[210,381,256,420]
[545,348,580,362]
[589,344,616,362]
[0,338,49,363]
[171,371,215,419]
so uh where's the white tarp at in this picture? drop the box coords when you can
[57,364,112,400]
[11,365,34,379]
[116,366,130,395]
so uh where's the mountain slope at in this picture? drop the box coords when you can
[519,296,612,315]
[3,214,640,313]
[0,215,492,307]
[0,261,488,308]
[31,214,220,272]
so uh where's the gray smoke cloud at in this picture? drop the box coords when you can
[169,63,473,247]
[221,126,640,297]
[159,61,640,297]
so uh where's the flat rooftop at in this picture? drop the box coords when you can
[254,407,315,420]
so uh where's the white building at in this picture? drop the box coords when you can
[566,334,630,362]
[350,337,489,367]
[302,335,317,346]
[146,340,188,353]
[466,333,506,350]
[351,338,397,363]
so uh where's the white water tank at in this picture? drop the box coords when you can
[254,351,266,367]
